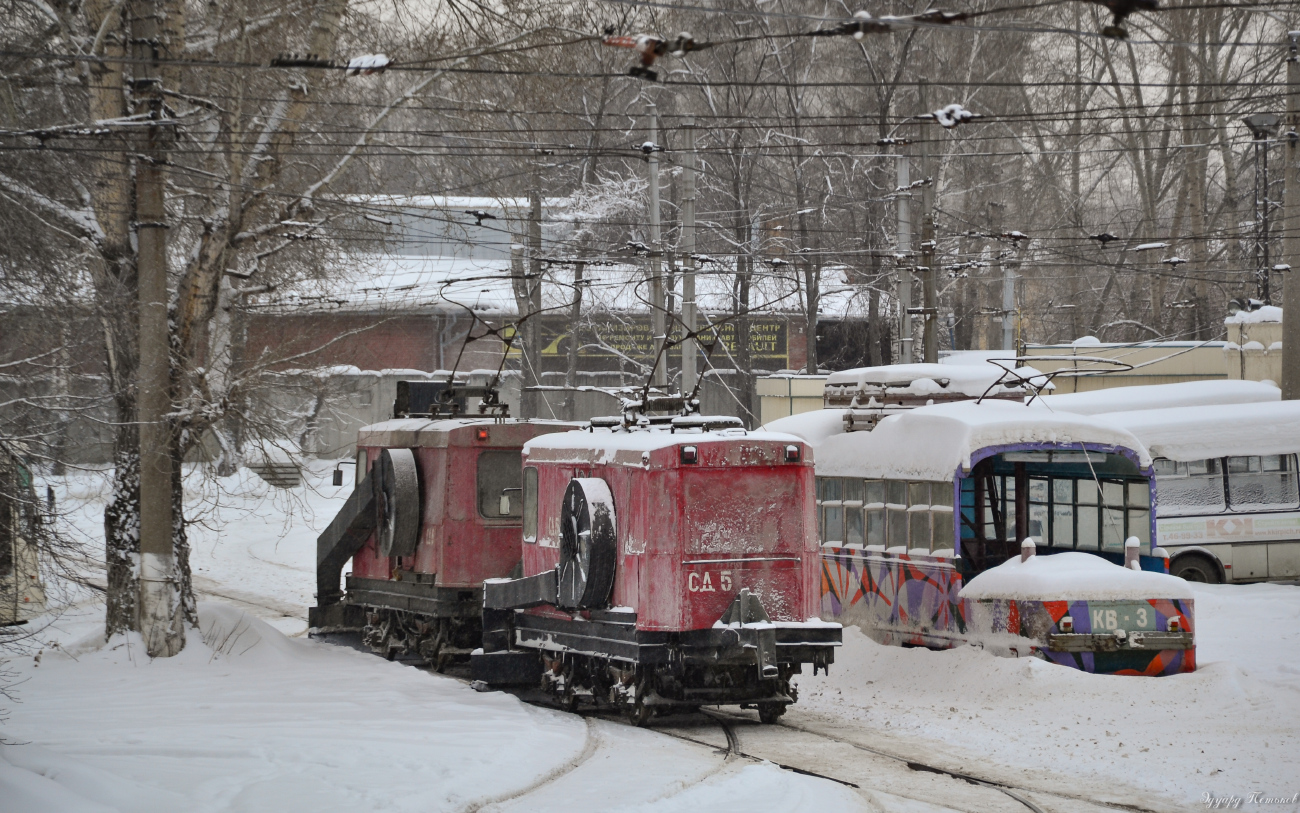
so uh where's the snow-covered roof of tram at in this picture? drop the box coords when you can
[523,426,807,462]
[823,362,1047,398]
[1030,379,1280,415]
[765,400,1150,481]
[1103,400,1300,462]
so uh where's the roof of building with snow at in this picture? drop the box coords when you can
[261,252,874,319]
[766,400,1151,481]
[1225,304,1283,324]
[256,195,881,318]
[1102,400,1300,461]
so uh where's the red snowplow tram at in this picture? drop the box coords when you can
[475,413,841,725]
[309,378,578,666]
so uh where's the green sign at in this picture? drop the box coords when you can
[533,315,789,372]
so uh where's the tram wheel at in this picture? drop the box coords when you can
[624,696,653,727]
[757,703,787,724]
[1172,554,1221,584]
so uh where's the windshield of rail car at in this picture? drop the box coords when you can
[683,466,809,556]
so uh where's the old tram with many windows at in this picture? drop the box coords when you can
[769,368,1196,676]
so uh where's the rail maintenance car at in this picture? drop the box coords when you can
[473,411,842,725]
[309,377,578,666]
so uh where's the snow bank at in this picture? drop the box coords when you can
[812,400,1150,481]
[1032,379,1279,416]
[1225,305,1282,324]
[958,551,1193,601]
[1105,400,1300,461]
[799,580,1300,807]
[2,599,862,813]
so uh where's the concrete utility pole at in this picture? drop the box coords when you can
[647,103,668,389]
[132,0,183,657]
[896,151,914,364]
[919,81,938,364]
[1245,112,1281,302]
[563,259,584,421]
[1283,31,1300,399]
[680,118,699,397]
[1002,245,1016,352]
[522,173,544,417]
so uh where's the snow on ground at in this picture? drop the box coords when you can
[2,603,861,813]
[796,580,1300,806]
[7,462,1300,811]
[3,464,865,812]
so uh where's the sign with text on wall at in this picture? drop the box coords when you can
[502,315,789,372]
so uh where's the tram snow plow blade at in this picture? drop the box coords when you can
[484,570,559,610]
[310,470,375,629]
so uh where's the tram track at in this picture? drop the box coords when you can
[397,651,1154,813]
[316,629,1173,813]
[708,708,1172,813]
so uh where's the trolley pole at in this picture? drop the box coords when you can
[132,0,183,657]
[1283,31,1300,399]
[681,118,698,397]
[896,151,914,364]
[647,103,668,389]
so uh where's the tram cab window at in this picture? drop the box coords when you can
[477,450,523,519]
[522,466,538,541]
[1227,455,1300,511]
[965,464,1150,555]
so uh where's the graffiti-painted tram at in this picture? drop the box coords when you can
[474,415,841,724]
[770,369,1196,677]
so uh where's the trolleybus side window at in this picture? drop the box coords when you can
[1227,455,1300,511]
[523,466,538,542]
[1152,458,1225,515]
[477,450,523,520]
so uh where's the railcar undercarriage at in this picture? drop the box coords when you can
[474,586,840,725]
[344,577,484,668]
